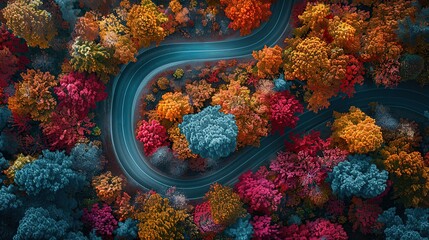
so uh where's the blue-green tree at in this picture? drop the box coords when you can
[179,105,238,160]
[327,155,388,199]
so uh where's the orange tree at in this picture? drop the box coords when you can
[211,80,269,147]
[8,69,57,123]
[220,0,273,35]
[92,171,125,204]
[381,138,429,207]
[156,92,193,123]
[331,106,383,154]
[252,45,283,79]
[127,0,169,48]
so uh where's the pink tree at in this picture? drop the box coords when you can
[269,91,303,134]
[251,215,280,240]
[54,72,107,119]
[269,151,302,192]
[135,119,168,156]
[306,218,348,239]
[235,167,282,214]
[82,203,118,237]
[270,132,347,205]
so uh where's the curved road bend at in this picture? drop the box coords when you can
[101,0,429,199]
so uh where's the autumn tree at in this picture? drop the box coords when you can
[284,37,348,111]
[193,201,224,235]
[69,37,118,82]
[2,0,57,48]
[0,24,29,89]
[206,183,246,226]
[211,80,269,147]
[73,12,99,41]
[331,107,383,154]
[4,154,35,181]
[282,3,372,111]
[82,203,118,237]
[252,45,283,79]
[156,92,193,122]
[360,0,415,62]
[269,91,303,134]
[134,193,187,240]
[99,13,138,64]
[220,0,273,35]
[169,0,183,14]
[41,108,95,151]
[92,171,125,204]
[8,69,57,123]
[127,0,169,48]
[383,150,429,207]
[185,80,215,109]
[54,72,107,120]
[0,47,19,89]
[168,125,198,160]
[236,168,282,214]
[135,119,169,156]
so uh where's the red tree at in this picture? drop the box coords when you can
[0,47,19,88]
[135,119,168,156]
[285,131,330,156]
[0,24,29,69]
[41,107,95,151]
[269,91,304,134]
[348,197,383,235]
[282,218,348,239]
[340,55,365,97]
[0,24,29,95]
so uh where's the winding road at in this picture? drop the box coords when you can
[101,0,429,200]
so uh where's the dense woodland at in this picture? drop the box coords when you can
[0,0,429,239]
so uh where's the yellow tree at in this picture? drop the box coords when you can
[2,0,57,48]
[206,183,245,226]
[4,154,35,182]
[169,0,183,14]
[70,37,118,82]
[127,0,169,48]
[99,13,138,64]
[134,193,187,240]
